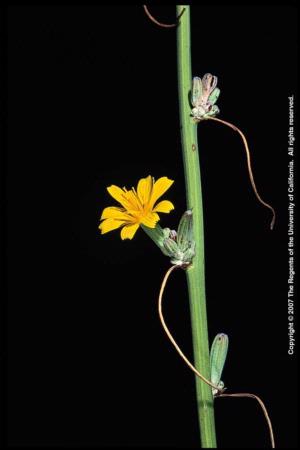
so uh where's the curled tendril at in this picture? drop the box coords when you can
[158,265,226,393]
[143,5,185,28]
[217,393,275,448]
[207,117,276,230]
[158,265,275,448]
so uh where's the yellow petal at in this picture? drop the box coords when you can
[99,218,126,234]
[124,189,142,211]
[107,185,131,209]
[140,212,160,228]
[120,223,140,240]
[137,175,153,206]
[150,177,174,208]
[101,206,133,221]
[153,200,174,213]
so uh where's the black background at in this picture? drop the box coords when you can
[6,5,297,449]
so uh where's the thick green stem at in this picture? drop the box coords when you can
[176,5,217,447]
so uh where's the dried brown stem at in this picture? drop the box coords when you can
[143,5,185,28]
[207,116,276,230]
[218,392,275,448]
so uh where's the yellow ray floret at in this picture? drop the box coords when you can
[99,175,174,240]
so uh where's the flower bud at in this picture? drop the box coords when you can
[210,333,229,396]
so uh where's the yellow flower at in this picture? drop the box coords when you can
[99,175,174,240]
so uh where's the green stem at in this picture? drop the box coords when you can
[176,5,217,447]
[141,223,165,246]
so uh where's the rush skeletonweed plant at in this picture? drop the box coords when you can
[98,4,275,448]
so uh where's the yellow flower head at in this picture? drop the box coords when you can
[99,175,174,240]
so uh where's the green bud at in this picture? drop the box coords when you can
[191,74,220,121]
[141,212,195,267]
[177,209,194,252]
[163,236,180,258]
[208,87,220,106]
[164,210,196,266]
[181,243,195,263]
[210,333,229,395]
